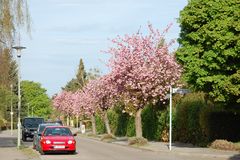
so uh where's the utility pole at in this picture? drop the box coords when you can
[10,84,13,136]
[12,45,26,149]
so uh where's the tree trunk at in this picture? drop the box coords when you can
[67,115,70,126]
[91,114,96,135]
[76,116,79,128]
[103,112,111,135]
[135,108,143,138]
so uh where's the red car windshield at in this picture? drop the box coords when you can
[43,127,72,136]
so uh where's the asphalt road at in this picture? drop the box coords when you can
[22,136,225,160]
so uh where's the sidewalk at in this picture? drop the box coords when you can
[79,132,240,160]
[0,130,31,160]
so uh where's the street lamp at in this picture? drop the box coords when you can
[12,45,26,148]
[10,84,13,136]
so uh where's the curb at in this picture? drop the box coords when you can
[78,134,239,159]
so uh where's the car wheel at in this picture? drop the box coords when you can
[22,135,26,142]
[39,149,45,155]
[39,147,45,155]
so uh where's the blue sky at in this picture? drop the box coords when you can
[20,0,188,96]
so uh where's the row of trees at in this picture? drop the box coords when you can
[0,0,30,127]
[53,24,182,138]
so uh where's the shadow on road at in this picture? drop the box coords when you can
[228,154,240,160]
[0,137,16,147]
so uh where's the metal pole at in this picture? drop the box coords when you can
[13,45,26,149]
[17,52,21,148]
[10,84,13,136]
[169,86,172,151]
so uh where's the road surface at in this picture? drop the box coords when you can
[22,136,228,160]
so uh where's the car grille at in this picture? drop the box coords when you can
[53,142,65,144]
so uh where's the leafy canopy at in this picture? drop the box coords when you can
[21,80,52,119]
[176,0,240,104]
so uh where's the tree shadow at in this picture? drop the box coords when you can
[0,137,16,148]
[228,154,240,160]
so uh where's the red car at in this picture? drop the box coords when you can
[38,126,77,154]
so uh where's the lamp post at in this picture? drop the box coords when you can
[12,45,26,149]
[10,84,13,136]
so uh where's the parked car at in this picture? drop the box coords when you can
[33,123,61,151]
[44,120,63,126]
[22,117,44,141]
[38,126,77,154]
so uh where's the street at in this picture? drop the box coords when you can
[1,130,239,160]
[22,135,226,160]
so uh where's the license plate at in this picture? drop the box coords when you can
[54,146,65,149]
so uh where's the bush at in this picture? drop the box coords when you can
[201,109,240,142]
[142,104,159,140]
[128,137,148,146]
[210,140,239,151]
[95,114,106,134]
[126,116,135,137]
[175,92,207,145]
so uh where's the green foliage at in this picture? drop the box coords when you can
[176,0,240,105]
[126,116,135,137]
[95,114,105,134]
[21,81,52,119]
[142,104,159,140]
[63,58,87,91]
[200,108,240,142]
[175,92,208,145]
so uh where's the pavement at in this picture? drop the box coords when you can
[75,128,240,160]
[0,130,31,160]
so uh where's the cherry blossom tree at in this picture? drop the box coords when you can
[105,24,182,137]
[88,75,118,135]
[53,91,73,125]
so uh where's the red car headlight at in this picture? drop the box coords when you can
[67,140,75,144]
[43,140,51,144]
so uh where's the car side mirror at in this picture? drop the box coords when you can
[73,133,77,136]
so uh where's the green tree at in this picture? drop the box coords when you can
[63,59,100,91]
[176,0,240,105]
[21,81,52,119]
[63,58,87,91]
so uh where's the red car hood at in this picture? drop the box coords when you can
[43,136,75,141]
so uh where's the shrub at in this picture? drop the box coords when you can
[203,110,240,142]
[126,116,135,137]
[210,140,238,151]
[107,109,118,134]
[95,114,106,134]
[142,104,159,140]
[128,137,148,146]
[175,92,207,145]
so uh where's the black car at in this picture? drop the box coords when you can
[22,117,44,141]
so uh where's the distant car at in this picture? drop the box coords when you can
[22,117,44,141]
[33,123,61,151]
[38,126,77,154]
[44,120,63,126]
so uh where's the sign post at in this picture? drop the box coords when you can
[169,87,190,151]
